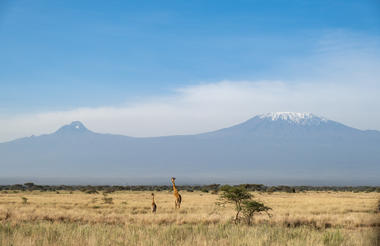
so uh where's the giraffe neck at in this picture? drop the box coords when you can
[172,181,178,193]
[152,196,155,204]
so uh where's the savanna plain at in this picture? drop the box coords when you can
[0,189,379,246]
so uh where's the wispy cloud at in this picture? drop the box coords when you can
[0,78,379,142]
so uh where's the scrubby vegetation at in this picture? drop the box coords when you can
[1,182,379,193]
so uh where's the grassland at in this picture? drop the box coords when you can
[0,190,379,245]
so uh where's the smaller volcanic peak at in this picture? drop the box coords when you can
[54,121,90,135]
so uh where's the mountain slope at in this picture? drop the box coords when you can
[1,113,379,185]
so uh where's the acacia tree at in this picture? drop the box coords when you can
[219,185,272,224]
[219,185,252,223]
[242,200,271,225]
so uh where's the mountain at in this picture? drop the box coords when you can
[1,112,379,185]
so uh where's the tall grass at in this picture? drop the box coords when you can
[0,222,377,246]
[0,191,378,245]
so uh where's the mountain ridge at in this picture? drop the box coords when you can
[4,112,379,143]
[1,112,379,185]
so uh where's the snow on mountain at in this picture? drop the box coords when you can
[203,112,352,138]
[54,121,91,135]
[258,112,328,125]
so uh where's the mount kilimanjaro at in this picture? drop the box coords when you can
[1,112,379,185]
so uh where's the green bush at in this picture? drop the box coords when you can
[201,188,209,193]
[242,200,271,225]
[21,197,28,204]
[219,186,252,223]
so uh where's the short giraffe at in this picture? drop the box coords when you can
[151,193,157,213]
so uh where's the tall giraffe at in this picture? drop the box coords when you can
[171,177,182,209]
[151,193,157,213]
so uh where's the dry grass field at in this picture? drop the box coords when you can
[0,190,379,245]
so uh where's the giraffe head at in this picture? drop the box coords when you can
[171,177,176,183]
[151,193,154,196]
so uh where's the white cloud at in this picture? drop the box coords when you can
[0,77,379,143]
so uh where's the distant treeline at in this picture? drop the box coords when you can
[0,183,379,193]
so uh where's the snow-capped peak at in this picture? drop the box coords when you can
[258,112,328,125]
[55,121,89,134]
[70,121,85,129]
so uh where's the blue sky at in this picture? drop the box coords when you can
[0,0,380,141]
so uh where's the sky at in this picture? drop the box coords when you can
[0,0,379,142]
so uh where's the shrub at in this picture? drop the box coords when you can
[219,186,252,223]
[242,200,271,225]
[85,189,98,194]
[102,193,113,204]
[201,188,209,193]
[21,197,28,204]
